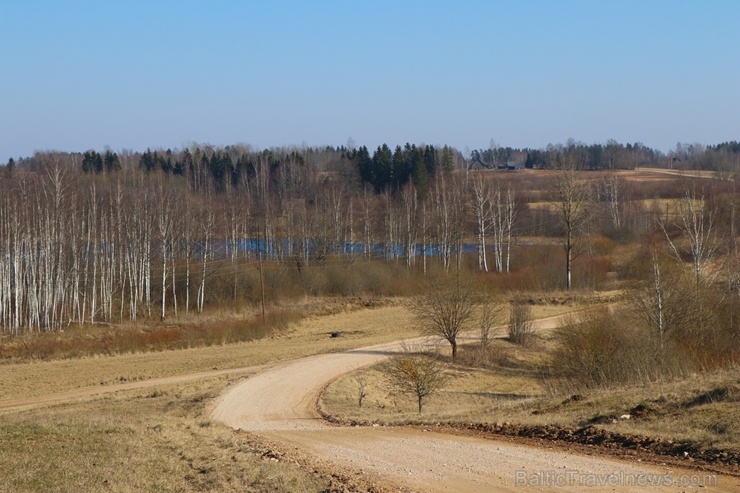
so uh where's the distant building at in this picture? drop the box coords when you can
[499,162,525,171]
[468,156,494,170]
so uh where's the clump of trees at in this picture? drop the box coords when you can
[546,173,740,389]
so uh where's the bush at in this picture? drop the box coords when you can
[548,308,664,390]
[508,294,534,345]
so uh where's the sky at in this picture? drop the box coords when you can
[1,0,739,160]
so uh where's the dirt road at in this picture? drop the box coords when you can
[211,319,740,492]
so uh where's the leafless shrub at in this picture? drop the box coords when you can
[548,308,667,390]
[351,371,368,408]
[508,294,534,345]
[479,301,503,348]
[385,345,448,413]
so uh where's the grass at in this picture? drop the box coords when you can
[8,294,717,491]
[0,375,331,493]
[0,301,419,401]
[0,296,382,363]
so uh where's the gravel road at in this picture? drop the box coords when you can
[211,319,740,492]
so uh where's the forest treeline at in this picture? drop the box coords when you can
[0,139,739,334]
[6,138,740,195]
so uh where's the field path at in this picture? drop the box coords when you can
[211,316,739,493]
[0,366,262,411]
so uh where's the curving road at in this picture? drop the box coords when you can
[211,317,739,493]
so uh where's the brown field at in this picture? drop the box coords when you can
[1,295,739,491]
[0,301,419,402]
[0,375,332,493]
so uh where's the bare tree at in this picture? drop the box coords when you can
[351,371,368,408]
[631,246,695,352]
[401,183,418,269]
[603,139,623,170]
[479,300,502,348]
[432,175,454,272]
[412,273,478,358]
[156,182,173,320]
[599,172,622,231]
[551,164,592,290]
[419,200,429,275]
[490,185,517,273]
[196,205,214,313]
[385,347,447,413]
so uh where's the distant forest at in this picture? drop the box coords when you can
[1,138,739,332]
[5,139,740,196]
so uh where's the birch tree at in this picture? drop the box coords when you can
[599,172,622,231]
[401,183,418,269]
[490,185,517,273]
[660,186,720,290]
[156,183,173,320]
[631,247,695,352]
[470,175,490,272]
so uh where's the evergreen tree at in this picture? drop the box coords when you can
[81,151,103,173]
[423,145,436,176]
[441,145,455,172]
[139,149,155,172]
[372,144,393,192]
[411,147,429,198]
[103,150,120,172]
[392,145,406,188]
[353,146,374,188]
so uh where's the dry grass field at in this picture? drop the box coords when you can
[0,375,332,493]
[0,301,422,492]
[0,300,418,402]
[0,299,585,492]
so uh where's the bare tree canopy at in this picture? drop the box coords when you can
[411,274,479,358]
[659,184,721,290]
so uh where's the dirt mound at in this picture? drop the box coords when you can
[684,384,740,408]
[456,422,740,469]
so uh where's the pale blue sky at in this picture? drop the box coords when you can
[1,0,738,160]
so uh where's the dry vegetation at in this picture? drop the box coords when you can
[0,302,424,493]
[0,375,333,493]
[0,301,418,402]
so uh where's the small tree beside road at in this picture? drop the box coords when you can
[385,347,447,414]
